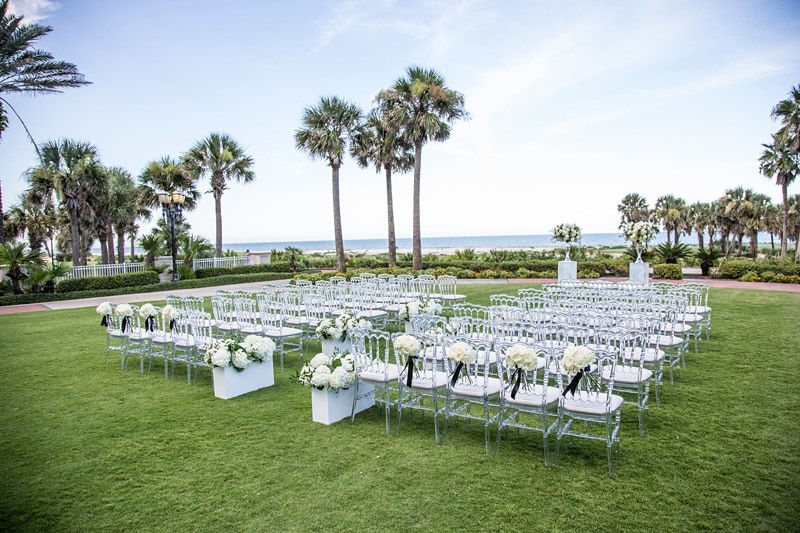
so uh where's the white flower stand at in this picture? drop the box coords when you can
[629,261,650,284]
[212,360,275,399]
[311,385,375,425]
[558,260,578,282]
[321,339,351,357]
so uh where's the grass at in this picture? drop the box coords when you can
[1,284,798,531]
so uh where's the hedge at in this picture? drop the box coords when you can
[0,272,293,307]
[718,259,800,279]
[56,271,160,293]
[653,263,683,280]
[195,262,291,278]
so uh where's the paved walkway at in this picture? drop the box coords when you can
[1,276,798,316]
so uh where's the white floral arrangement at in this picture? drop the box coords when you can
[96,302,112,327]
[162,304,178,321]
[562,345,596,374]
[504,344,537,370]
[393,334,421,357]
[204,335,276,371]
[296,352,356,390]
[115,303,133,317]
[552,223,582,244]
[138,303,157,318]
[447,341,476,364]
[398,299,442,321]
[315,313,372,341]
[622,221,658,247]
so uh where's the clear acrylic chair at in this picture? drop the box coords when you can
[349,328,400,435]
[257,293,303,370]
[393,332,449,444]
[495,342,562,465]
[103,303,127,369]
[554,351,624,479]
[441,337,502,454]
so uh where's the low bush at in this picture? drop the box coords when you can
[653,263,683,280]
[56,271,160,293]
[194,262,291,278]
[719,258,800,280]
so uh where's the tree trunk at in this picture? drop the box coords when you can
[107,229,115,264]
[665,228,672,245]
[130,234,135,260]
[331,165,346,273]
[98,230,108,264]
[117,229,126,263]
[673,228,679,246]
[68,208,82,266]
[749,231,758,259]
[0,181,5,244]
[696,229,704,251]
[781,183,789,259]
[412,140,423,271]
[214,172,224,258]
[385,166,397,268]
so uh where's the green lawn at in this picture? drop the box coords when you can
[1,284,798,531]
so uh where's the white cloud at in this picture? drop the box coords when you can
[7,0,60,22]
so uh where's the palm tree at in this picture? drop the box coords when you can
[108,167,149,263]
[772,85,800,155]
[138,156,200,210]
[0,180,6,243]
[181,234,213,268]
[138,232,163,268]
[0,241,44,294]
[654,194,688,245]
[377,67,468,270]
[745,193,772,258]
[182,133,255,258]
[788,194,800,262]
[350,108,414,267]
[688,201,713,250]
[759,137,797,258]
[35,139,103,266]
[0,0,90,145]
[617,193,651,229]
[295,97,363,272]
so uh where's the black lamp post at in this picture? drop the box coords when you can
[158,191,186,282]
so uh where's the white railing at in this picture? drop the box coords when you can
[193,256,250,270]
[59,262,146,281]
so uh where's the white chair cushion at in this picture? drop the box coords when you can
[406,371,449,389]
[603,367,654,384]
[450,377,502,397]
[562,392,624,415]
[504,384,560,407]
[359,363,401,383]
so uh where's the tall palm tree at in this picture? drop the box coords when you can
[182,133,255,258]
[744,193,772,258]
[688,201,713,250]
[108,167,148,263]
[138,156,200,210]
[295,97,363,272]
[617,193,651,229]
[34,139,103,266]
[0,0,90,145]
[772,85,800,155]
[654,194,688,245]
[377,67,468,270]
[0,180,6,243]
[759,137,798,258]
[350,108,414,267]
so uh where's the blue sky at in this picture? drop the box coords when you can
[2,0,799,245]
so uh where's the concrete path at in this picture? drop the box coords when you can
[1,276,797,316]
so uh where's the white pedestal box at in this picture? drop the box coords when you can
[311,385,375,425]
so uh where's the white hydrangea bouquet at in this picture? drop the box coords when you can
[553,223,582,262]
[394,334,421,386]
[296,352,356,391]
[561,344,596,396]
[162,304,179,331]
[315,313,372,341]
[623,221,659,261]
[115,303,133,332]
[139,303,158,332]
[96,302,112,327]
[447,341,476,385]
[398,298,443,322]
[552,223,582,244]
[504,344,538,399]
[204,335,276,371]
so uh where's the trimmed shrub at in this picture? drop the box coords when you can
[606,258,629,277]
[194,262,291,278]
[653,263,682,280]
[719,258,800,279]
[56,270,160,293]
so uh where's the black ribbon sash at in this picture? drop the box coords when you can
[562,365,590,397]
[169,319,176,331]
[121,316,130,333]
[450,362,465,386]
[403,355,417,387]
[100,315,109,327]
[510,367,523,399]
[144,316,154,332]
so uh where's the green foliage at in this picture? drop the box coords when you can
[452,248,477,260]
[622,246,655,263]
[719,258,800,280]
[194,262,292,279]
[176,264,195,280]
[695,247,723,276]
[55,270,160,293]
[654,242,692,264]
[653,263,683,280]
[606,258,630,276]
